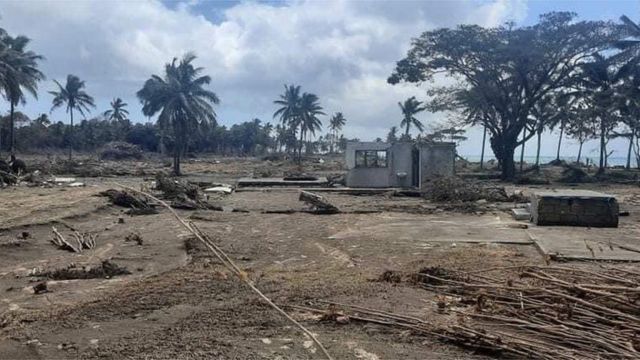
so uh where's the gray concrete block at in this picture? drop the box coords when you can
[530,190,618,227]
[511,208,531,221]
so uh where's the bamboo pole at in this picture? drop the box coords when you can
[115,183,333,360]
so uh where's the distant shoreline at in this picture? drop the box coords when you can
[460,155,629,167]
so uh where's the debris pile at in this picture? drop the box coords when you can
[99,141,144,160]
[422,177,511,202]
[155,173,219,210]
[417,265,640,358]
[306,265,640,359]
[33,260,130,280]
[98,189,158,215]
[558,164,592,183]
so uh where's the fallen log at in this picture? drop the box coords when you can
[299,191,340,214]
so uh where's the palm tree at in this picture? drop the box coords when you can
[273,85,325,162]
[386,126,398,143]
[398,96,426,136]
[298,92,324,161]
[328,112,346,153]
[137,53,219,175]
[0,32,44,155]
[572,54,631,174]
[261,122,274,152]
[273,84,301,125]
[104,97,129,122]
[273,84,302,158]
[50,74,95,160]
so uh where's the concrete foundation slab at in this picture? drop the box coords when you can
[237,177,328,187]
[528,227,640,261]
[511,208,531,221]
[530,190,618,227]
[329,214,532,245]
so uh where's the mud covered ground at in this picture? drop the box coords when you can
[1,155,640,359]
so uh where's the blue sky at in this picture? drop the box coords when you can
[1,0,640,159]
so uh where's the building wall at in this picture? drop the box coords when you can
[419,143,455,188]
[345,141,454,188]
[390,142,414,188]
[345,142,393,188]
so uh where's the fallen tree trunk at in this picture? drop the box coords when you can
[299,191,340,214]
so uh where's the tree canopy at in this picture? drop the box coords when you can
[137,53,219,175]
[389,12,620,179]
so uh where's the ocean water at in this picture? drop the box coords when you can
[460,155,630,167]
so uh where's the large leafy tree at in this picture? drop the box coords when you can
[50,74,95,160]
[0,31,44,155]
[137,53,219,175]
[328,112,346,153]
[398,96,426,136]
[389,12,618,180]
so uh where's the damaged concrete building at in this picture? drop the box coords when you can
[345,141,455,189]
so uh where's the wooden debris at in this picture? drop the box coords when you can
[33,260,130,280]
[155,173,220,210]
[125,232,143,245]
[33,282,48,294]
[51,226,97,253]
[116,182,334,360]
[299,191,340,214]
[300,265,640,360]
[98,189,158,214]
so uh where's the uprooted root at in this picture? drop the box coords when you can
[32,260,130,280]
[51,227,97,253]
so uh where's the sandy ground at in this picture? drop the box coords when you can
[1,157,639,359]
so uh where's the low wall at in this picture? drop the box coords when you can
[530,190,619,228]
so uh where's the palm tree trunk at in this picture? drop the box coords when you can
[480,125,487,170]
[519,127,526,173]
[598,118,606,174]
[535,130,542,168]
[556,121,564,161]
[9,102,15,156]
[298,127,304,164]
[627,134,634,170]
[174,134,182,176]
[68,108,74,161]
[577,140,584,164]
[405,123,410,136]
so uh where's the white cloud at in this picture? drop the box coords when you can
[0,0,528,150]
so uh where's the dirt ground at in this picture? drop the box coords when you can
[1,155,640,359]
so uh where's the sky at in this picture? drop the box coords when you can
[1,0,639,160]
